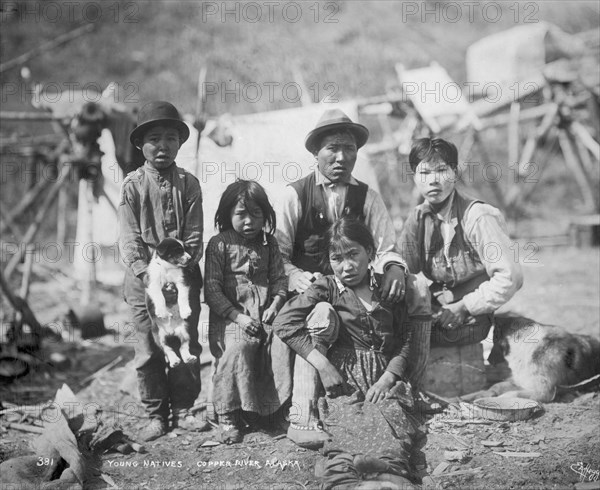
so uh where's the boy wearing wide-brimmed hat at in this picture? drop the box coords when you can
[118,101,208,441]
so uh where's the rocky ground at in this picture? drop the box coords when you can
[1,246,599,489]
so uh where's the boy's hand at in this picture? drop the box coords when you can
[262,306,278,325]
[380,265,406,303]
[235,313,263,338]
[439,300,468,330]
[261,296,285,324]
[366,371,396,403]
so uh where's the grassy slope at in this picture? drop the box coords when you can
[1,0,599,114]
[1,1,599,232]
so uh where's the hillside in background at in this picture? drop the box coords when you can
[1,0,599,115]
[1,1,599,239]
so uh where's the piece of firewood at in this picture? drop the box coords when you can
[6,422,44,434]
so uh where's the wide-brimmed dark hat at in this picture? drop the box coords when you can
[129,101,190,146]
[305,108,369,153]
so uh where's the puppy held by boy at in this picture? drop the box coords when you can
[146,237,197,368]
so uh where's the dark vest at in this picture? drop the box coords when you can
[417,191,489,300]
[290,173,368,274]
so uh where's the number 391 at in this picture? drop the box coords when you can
[37,457,54,466]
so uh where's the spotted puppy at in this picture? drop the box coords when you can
[146,237,196,367]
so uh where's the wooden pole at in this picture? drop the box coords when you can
[3,167,71,280]
[517,105,558,177]
[0,269,42,336]
[0,111,58,121]
[456,127,476,185]
[570,120,600,161]
[81,180,97,306]
[558,129,597,212]
[510,130,558,214]
[0,24,95,73]
[0,177,51,235]
[56,185,68,244]
[14,245,35,330]
[478,103,557,130]
[292,63,313,106]
[194,66,207,178]
[0,206,25,240]
[472,131,507,210]
[572,129,595,175]
[508,102,520,169]
[504,105,558,209]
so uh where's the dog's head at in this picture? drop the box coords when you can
[155,238,191,267]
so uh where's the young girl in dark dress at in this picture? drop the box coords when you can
[205,180,288,443]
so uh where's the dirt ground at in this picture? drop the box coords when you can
[1,245,599,489]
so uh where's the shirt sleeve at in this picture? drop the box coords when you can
[385,305,413,379]
[363,188,407,274]
[275,185,305,287]
[273,277,332,359]
[267,235,289,300]
[118,178,148,277]
[181,174,204,265]
[204,236,237,319]
[397,208,422,274]
[461,204,524,315]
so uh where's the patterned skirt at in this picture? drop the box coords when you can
[319,347,423,488]
[211,323,292,417]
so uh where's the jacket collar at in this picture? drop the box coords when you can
[315,169,359,187]
[421,190,456,223]
[144,161,176,175]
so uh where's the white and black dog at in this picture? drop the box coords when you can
[146,237,196,368]
[462,315,600,403]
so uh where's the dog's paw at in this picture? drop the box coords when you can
[155,307,171,319]
[167,357,181,368]
[179,306,192,319]
[182,354,198,365]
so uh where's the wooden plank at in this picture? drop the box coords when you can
[3,167,70,280]
[558,129,597,212]
[504,105,558,209]
[0,270,43,336]
[479,103,557,130]
[0,111,58,121]
[571,120,600,161]
[0,178,51,235]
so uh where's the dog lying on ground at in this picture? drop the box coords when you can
[462,315,600,403]
[146,237,196,368]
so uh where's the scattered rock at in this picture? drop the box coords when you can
[444,450,470,462]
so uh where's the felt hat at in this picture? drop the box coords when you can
[129,101,190,146]
[305,108,369,153]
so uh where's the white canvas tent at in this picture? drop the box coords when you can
[74,101,380,283]
[178,100,379,247]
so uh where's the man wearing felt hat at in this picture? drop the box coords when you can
[118,101,208,442]
[274,108,432,448]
